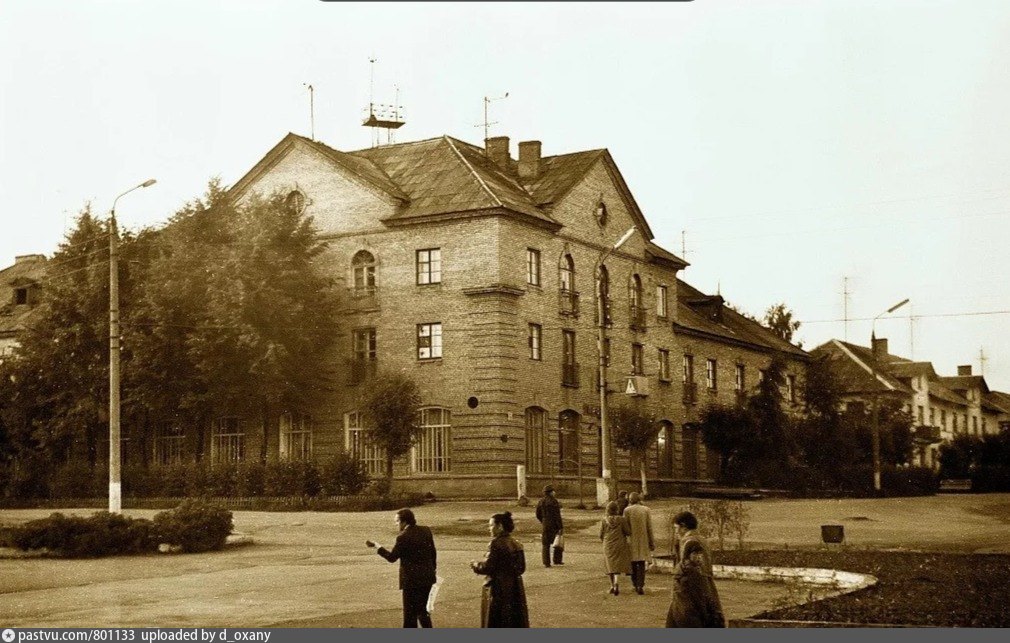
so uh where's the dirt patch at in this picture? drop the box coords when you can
[716,549,1010,627]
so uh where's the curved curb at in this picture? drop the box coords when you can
[650,557,876,591]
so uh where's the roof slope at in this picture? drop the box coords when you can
[0,257,47,337]
[674,279,808,359]
[938,375,991,395]
[809,340,912,394]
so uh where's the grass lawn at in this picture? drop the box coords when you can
[715,549,1010,627]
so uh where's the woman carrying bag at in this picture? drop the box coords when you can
[599,501,632,595]
[470,511,530,627]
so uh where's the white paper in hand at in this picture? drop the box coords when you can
[426,576,444,613]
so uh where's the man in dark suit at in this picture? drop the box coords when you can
[366,508,437,627]
[534,485,564,567]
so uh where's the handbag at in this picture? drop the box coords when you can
[426,576,444,613]
[552,533,565,549]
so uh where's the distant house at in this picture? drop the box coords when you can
[811,337,1002,468]
[0,254,47,360]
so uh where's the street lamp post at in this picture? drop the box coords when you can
[869,297,909,494]
[108,179,156,513]
[597,227,636,504]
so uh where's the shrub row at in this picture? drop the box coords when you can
[5,453,371,500]
[0,500,233,558]
[747,463,939,497]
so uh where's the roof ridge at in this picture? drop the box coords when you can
[443,136,503,208]
[831,339,898,391]
[344,135,448,154]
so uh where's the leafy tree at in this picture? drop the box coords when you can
[363,371,423,486]
[698,404,754,482]
[610,403,660,495]
[763,302,801,343]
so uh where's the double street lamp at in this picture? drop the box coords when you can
[869,297,909,494]
[597,227,637,503]
[109,179,157,513]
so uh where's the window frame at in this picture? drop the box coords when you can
[656,285,668,318]
[211,417,244,465]
[735,363,745,391]
[526,248,541,286]
[279,412,313,461]
[352,250,377,292]
[416,248,442,285]
[528,323,542,360]
[353,327,377,361]
[414,407,452,474]
[632,343,644,375]
[417,322,443,360]
[658,348,671,382]
[345,411,386,477]
[706,358,717,391]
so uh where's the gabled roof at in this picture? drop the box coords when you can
[987,391,1010,415]
[673,279,808,359]
[810,340,912,395]
[887,361,937,380]
[939,375,991,395]
[0,256,47,337]
[646,241,689,270]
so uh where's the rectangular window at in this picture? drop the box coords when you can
[683,354,694,382]
[786,374,796,403]
[154,424,185,466]
[929,408,935,425]
[706,358,717,391]
[15,288,28,305]
[353,328,377,361]
[735,364,745,391]
[211,417,244,465]
[632,343,644,375]
[525,408,547,474]
[918,406,925,424]
[279,412,313,461]
[941,409,947,428]
[346,411,385,477]
[656,285,668,318]
[417,323,443,359]
[415,408,451,473]
[562,330,578,387]
[528,323,542,360]
[658,349,670,381]
[416,248,442,285]
[973,416,978,432]
[526,248,541,286]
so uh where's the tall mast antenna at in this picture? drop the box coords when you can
[842,276,851,341]
[303,83,315,140]
[361,57,405,148]
[475,92,509,142]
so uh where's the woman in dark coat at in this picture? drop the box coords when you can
[471,511,530,628]
[666,511,725,628]
[599,501,631,595]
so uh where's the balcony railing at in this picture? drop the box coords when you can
[683,381,698,406]
[559,289,580,318]
[345,287,379,312]
[348,358,377,385]
[629,304,647,331]
[594,298,613,328]
[562,362,580,388]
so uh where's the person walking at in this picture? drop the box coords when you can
[470,511,530,627]
[599,500,632,595]
[616,490,630,515]
[366,508,438,628]
[623,492,655,594]
[535,485,564,567]
[666,510,725,628]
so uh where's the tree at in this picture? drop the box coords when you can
[610,404,660,496]
[763,302,801,343]
[698,404,754,482]
[363,371,423,486]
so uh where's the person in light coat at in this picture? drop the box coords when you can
[623,492,655,594]
[599,501,632,595]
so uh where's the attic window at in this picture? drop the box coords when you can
[14,288,28,305]
[595,201,608,227]
[285,190,306,215]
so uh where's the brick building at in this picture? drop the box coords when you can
[193,132,808,497]
[0,254,47,360]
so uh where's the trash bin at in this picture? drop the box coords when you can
[821,524,845,544]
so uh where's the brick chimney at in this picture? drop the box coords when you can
[872,337,888,359]
[485,136,511,173]
[518,140,542,180]
[957,365,972,376]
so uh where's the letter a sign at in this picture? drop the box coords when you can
[625,377,638,395]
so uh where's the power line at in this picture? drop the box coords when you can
[800,310,1010,324]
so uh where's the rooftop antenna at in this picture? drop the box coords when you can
[908,301,916,358]
[475,92,509,143]
[842,276,851,341]
[979,347,988,376]
[303,83,315,140]
[362,57,404,147]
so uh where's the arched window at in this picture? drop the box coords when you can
[285,190,306,215]
[525,407,547,474]
[415,407,451,473]
[352,250,376,292]
[655,421,673,477]
[345,411,385,476]
[559,254,575,293]
[558,410,581,474]
[597,265,611,326]
[629,274,643,308]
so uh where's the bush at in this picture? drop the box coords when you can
[0,511,157,558]
[970,466,1010,492]
[264,460,321,497]
[684,500,751,551]
[50,461,100,499]
[320,452,370,496]
[236,462,266,497]
[881,465,938,496]
[153,500,233,552]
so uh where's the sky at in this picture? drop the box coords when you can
[2,1,1009,390]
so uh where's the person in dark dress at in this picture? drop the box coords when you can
[366,508,438,628]
[471,511,530,628]
[535,485,564,566]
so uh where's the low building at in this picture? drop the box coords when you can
[0,254,47,360]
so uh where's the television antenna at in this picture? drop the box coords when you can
[362,57,405,147]
[474,92,509,142]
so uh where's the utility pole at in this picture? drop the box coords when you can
[108,179,156,513]
[870,298,909,494]
[979,347,987,376]
[304,83,315,140]
[842,276,850,341]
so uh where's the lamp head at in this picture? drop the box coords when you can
[887,298,910,314]
[140,179,157,188]
[613,227,636,250]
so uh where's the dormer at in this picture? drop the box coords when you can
[9,277,40,307]
[686,295,725,323]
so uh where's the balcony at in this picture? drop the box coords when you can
[562,362,580,388]
[593,299,613,328]
[682,381,698,406]
[629,304,647,332]
[348,358,377,385]
[559,289,580,318]
[914,425,942,443]
[345,287,379,313]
